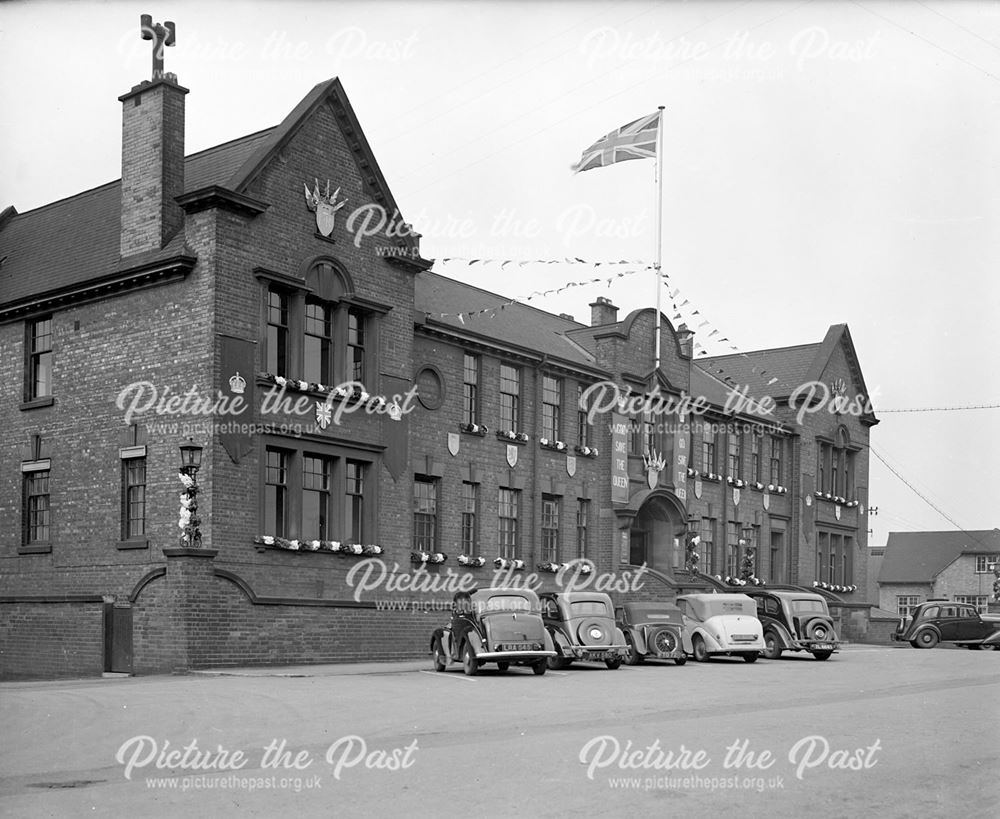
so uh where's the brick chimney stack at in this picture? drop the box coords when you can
[119,17,187,257]
[589,296,619,327]
[676,323,694,358]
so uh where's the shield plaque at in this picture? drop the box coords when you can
[733,488,741,506]
[763,491,770,511]
[566,455,577,477]
[694,479,703,499]
[506,444,518,468]
[316,201,337,236]
[447,433,460,456]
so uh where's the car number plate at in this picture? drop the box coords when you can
[813,643,832,651]
[586,651,608,660]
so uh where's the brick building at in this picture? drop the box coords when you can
[1,57,880,679]
[877,530,1000,616]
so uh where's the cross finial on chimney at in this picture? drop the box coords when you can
[140,14,176,80]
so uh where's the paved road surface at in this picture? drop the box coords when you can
[1,645,998,818]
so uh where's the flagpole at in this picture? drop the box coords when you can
[654,105,665,372]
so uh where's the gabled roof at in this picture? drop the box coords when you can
[1,76,421,311]
[414,271,602,372]
[878,529,1000,584]
[695,324,878,426]
[0,128,273,309]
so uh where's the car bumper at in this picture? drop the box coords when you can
[565,644,627,661]
[475,650,557,662]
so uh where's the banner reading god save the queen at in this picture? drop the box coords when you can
[611,412,629,504]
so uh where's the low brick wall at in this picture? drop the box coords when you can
[0,599,105,680]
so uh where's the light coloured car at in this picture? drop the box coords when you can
[675,593,765,663]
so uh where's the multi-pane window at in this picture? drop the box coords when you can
[817,531,829,582]
[955,595,989,614]
[23,470,50,544]
[727,522,740,577]
[345,460,365,543]
[348,308,366,382]
[27,317,53,400]
[304,301,331,384]
[700,518,715,575]
[541,495,560,562]
[975,555,999,573]
[265,449,288,537]
[576,499,590,559]
[831,449,842,495]
[302,455,332,540]
[701,437,715,473]
[896,595,921,618]
[499,364,520,432]
[498,488,520,559]
[576,384,591,448]
[751,433,762,483]
[728,432,742,476]
[769,437,783,485]
[413,477,438,550]
[122,457,146,539]
[462,354,480,426]
[461,481,478,554]
[542,376,561,441]
[266,288,289,375]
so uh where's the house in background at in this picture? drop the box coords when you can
[877,530,1000,615]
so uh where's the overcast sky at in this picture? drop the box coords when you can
[2,0,998,551]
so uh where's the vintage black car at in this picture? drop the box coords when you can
[742,589,840,661]
[892,600,1000,649]
[540,591,628,669]
[430,588,556,675]
[615,602,687,666]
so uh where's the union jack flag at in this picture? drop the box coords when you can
[571,111,660,173]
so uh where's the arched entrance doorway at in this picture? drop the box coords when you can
[627,491,687,575]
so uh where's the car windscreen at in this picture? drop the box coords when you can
[791,599,827,615]
[570,600,610,617]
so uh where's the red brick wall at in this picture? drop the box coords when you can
[0,601,104,680]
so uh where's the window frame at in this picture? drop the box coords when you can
[121,455,147,541]
[542,375,562,442]
[541,494,560,562]
[462,353,480,427]
[461,481,479,554]
[413,476,439,551]
[499,364,521,433]
[498,487,520,559]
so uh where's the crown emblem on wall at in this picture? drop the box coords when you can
[830,378,847,398]
[304,178,349,237]
[228,371,247,395]
[643,448,667,473]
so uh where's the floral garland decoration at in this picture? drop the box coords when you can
[261,373,389,411]
[494,557,526,570]
[575,445,599,458]
[254,536,383,556]
[411,550,448,565]
[497,430,530,443]
[457,554,486,567]
[459,422,488,435]
[539,438,568,452]
[178,472,202,547]
[812,581,858,593]
[726,476,746,488]
[685,532,701,575]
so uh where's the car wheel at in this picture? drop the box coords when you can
[693,636,709,662]
[965,644,981,651]
[812,650,833,661]
[497,661,510,672]
[915,629,939,649]
[462,642,480,676]
[605,656,622,670]
[674,657,687,666]
[623,637,642,666]
[805,619,833,642]
[909,640,920,649]
[432,640,448,672]
[743,652,759,664]
[763,632,782,660]
[532,660,547,675]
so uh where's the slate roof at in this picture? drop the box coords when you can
[695,342,823,399]
[414,271,601,371]
[0,128,275,307]
[878,529,1000,583]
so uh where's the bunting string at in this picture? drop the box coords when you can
[427,258,655,323]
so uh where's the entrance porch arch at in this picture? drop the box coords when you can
[621,489,687,575]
